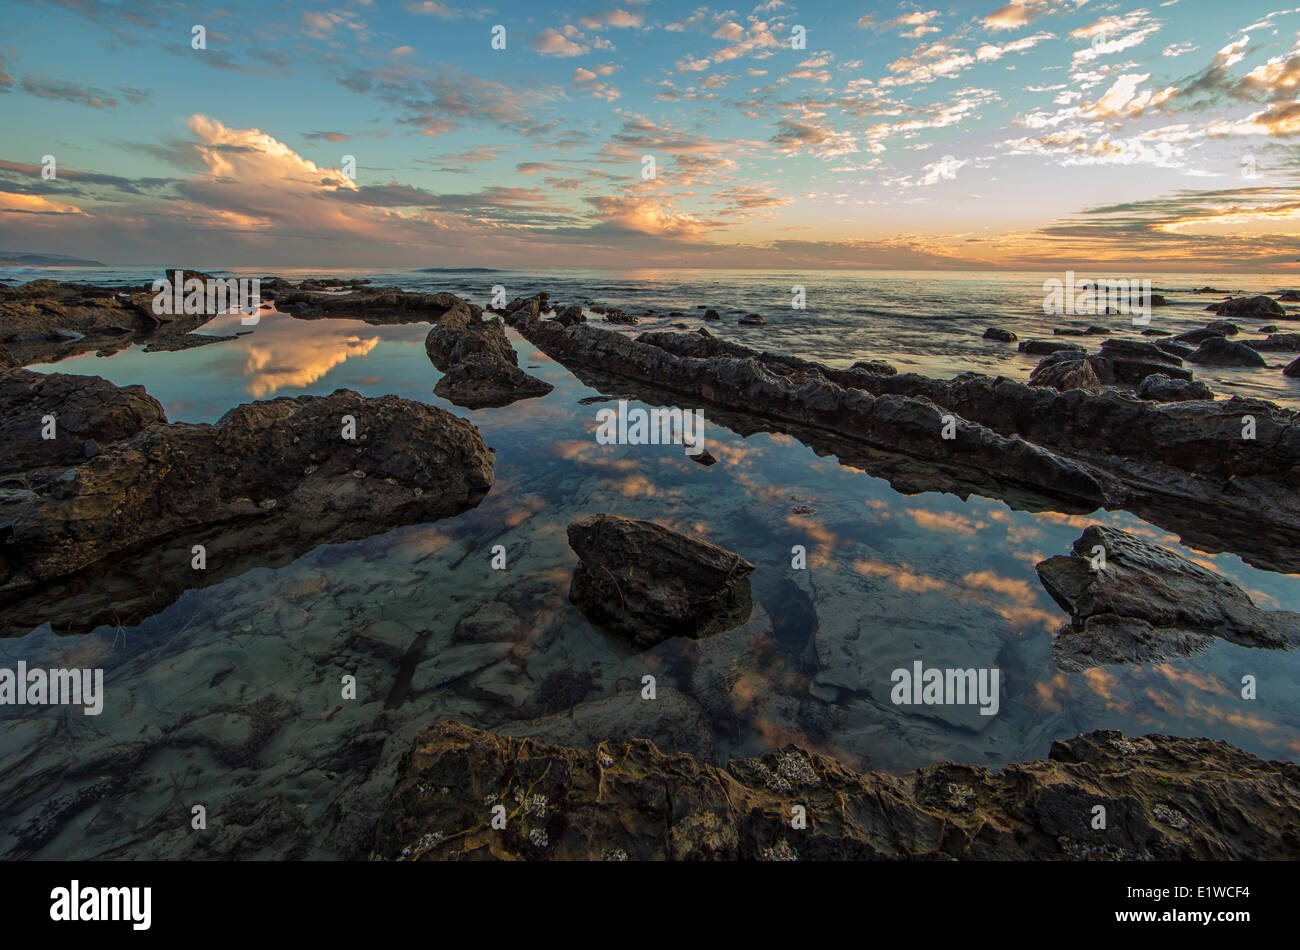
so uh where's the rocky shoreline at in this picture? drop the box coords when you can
[3,274,1299,861]
[374,721,1300,860]
[499,299,1300,574]
[0,367,495,636]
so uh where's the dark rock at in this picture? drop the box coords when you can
[510,319,1300,573]
[555,305,585,326]
[703,309,721,321]
[1036,525,1298,671]
[602,308,637,326]
[433,359,553,409]
[1252,333,1300,351]
[0,381,495,636]
[1276,291,1300,302]
[1259,325,1280,334]
[374,721,1300,860]
[425,307,552,408]
[1136,375,1215,402]
[566,513,755,649]
[1174,328,1226,345]
[1185,338,1267,368]
[1097,339,1191,382]
[1286,356,1300,378]
[1029,357,1100,393]
[1154,341,1194,359]
[739,313,765,326]
[1205,295,1286,318]
[1018,340,1085,356]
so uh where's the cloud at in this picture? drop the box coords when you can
[532,26,592,56]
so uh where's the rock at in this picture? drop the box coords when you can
[566,513,755,649]
[983,327,1017,342]
[555,305,585,326]
[1097,338,1192,382]
[373,721,1300,860]
[1154,341,1194,359]
[1018,340,1085,356]
[0,278,232,366]
[0,370,167,477]
[1036,525,1299,671]
[433,359,553,409]
[1140,329,1171,336]
[425,309,552,408]
[1173,329,1226,345]
[703,309,721,321]
[849,359,898,376]
[1029,356,1100,393]
[500,687,718,762]
[1252,333,1300,352]
[1276,290,1300,302]
[1286,356,1300,378]
[1206,321,1240,336]
[1205,295,1286,318]
[601,308,637,326]
[1137,374,1215,402]
[1053,328,1086,336]
[1185,338,1267,367]
[0,380,495,636]
[509,318,1300,573]
[739,313,765,326]
[1259,325,1280,334]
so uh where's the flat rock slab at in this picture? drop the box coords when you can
[372,722,1300,860]
[1036,525,1300,671]
[567,513,755,649]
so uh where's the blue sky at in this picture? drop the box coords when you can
[1,0,1298,269]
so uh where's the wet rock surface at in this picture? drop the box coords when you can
[1206,295,1287,319]
[1036,525,1300,671]
[0,371,495,636]
[424,302,552,408]
[505,319,1300,573]
[373,721,1300,860]
[566,513,755,649]
[0,275,234,366]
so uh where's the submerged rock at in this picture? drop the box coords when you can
[1036,525,1299,671]
[983,327,1016,342]
[373,721,1300,860]
[566,513,755,649]
[739,313,765,326]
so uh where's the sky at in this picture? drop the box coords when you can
[0,0,1298,270]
